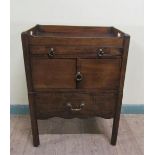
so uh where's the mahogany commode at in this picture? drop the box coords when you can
[21,25,130,146]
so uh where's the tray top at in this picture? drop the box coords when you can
[24,25,126,38]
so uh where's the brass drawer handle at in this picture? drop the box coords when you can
[67,102,85,111]
[76,72,83,82]
[97,48,105,57]
[48,48,55,58]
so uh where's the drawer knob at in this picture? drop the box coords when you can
[76,72,83,82]
[67,102,85,111]
[48,48,55,58]
[98,48,105,57]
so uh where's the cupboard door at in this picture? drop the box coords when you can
[31,58,76,90]
[77,59,121,89]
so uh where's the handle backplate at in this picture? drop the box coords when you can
[76,72,83,82]
[48,48,55,58]
[97,48,105,57]
[67,102,85,111]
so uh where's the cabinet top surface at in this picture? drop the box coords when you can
[23,25,128,38]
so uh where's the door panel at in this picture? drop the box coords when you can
[78,59,121,89]
[31,58,76,90]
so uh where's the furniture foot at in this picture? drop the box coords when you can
[111,115,120,145]
[30,116,40,147]
[33,136,40,147]
[28,94,40,147]
[31,118,40,147]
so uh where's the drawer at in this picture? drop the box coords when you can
[35,93,116,119]
[30,46,122,58]
[31,58,76,90]
[35,93,92,118]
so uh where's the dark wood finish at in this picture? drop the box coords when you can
[30,46,122,58]
[28,94,40,146]
[29,37,123,47]
[21,25,130,147]
[21,32,39,146]
[37,25,112,34]
[35,92,116,119]
[31,58,76,90]
[77,59,121,89]
[111,35,130,145]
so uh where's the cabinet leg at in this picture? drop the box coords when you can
[28,94,40,147]
[111,114,120,145]
[111,93,123,145]
[31,118,40,147]
[111,93,122,145]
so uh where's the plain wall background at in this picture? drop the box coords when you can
[10,0,144,105]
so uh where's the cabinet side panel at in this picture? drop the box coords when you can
[111,35,130,145]
[21,32,40,146]
[116,35,130,111]
[21,33,33,91]
[119,35,130,92]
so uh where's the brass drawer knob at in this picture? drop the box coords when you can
[67,102,85,111]
[98,48,105,57]
[48,48,55,58]
[76,72,83,82]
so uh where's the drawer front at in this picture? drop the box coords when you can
[77,59,121,89]
[35,93,92,118]
[30,46,122,58]
[35,93,116,119]
[31,58,76,90]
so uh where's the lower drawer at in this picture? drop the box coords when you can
[34,92,117,119]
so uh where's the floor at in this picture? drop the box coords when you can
[11,115,143,155]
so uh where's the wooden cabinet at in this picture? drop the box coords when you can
[21,25,130,146]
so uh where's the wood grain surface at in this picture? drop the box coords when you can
[21,25,130,146]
